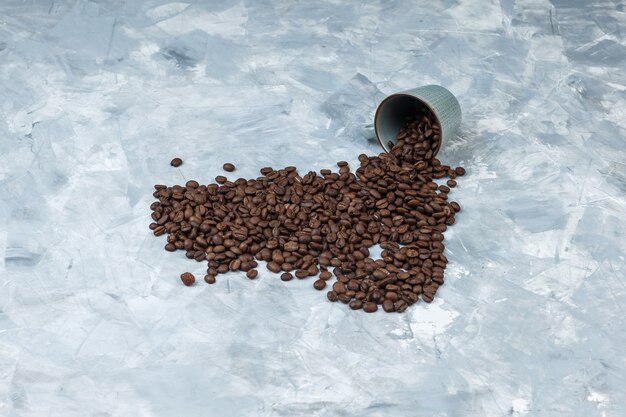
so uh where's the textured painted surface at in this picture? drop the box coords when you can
[1,1,625,416]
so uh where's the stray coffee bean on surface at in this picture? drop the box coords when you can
[150,107,463,313]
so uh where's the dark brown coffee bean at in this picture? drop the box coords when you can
[267,262,281,273]
[394,300,408,312]
[327,291,338,302]
[170,158,183,167]
[165,243,176,252]
[382,299,395,312]
[332,281,346,294]
[450,202,461,212]
[319,271,332,280]
[204,274,216,284]
[223,163,235,172]
[338,294,352,303]
[280,272,293,281]
[246,269,258,279]
[313,279,326,290]
[363,302,378,313]
[180,272,195,286]
[337,161,348,167]
[446,179,457,188]
[349,300,362,310]
[455,166,465,176]
[215,175,227,184]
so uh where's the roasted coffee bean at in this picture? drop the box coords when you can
[170,158,183,167]
[313,279,327,290]
[363,302,378,313]
[281,272,293,281]
[382,299,395,312]
[319,271,332,280]
[267,262,281,273]
[151,108,462,312]
[180,272,195,286]
[223,163,236,172]
[246,269,258,279]
[446,179,457,188]
[349,300,362,310]
[204,274,216,284]
[327,291,338,302]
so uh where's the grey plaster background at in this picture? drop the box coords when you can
[1,1,625,416]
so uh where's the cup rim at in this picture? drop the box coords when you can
[374,92,442,154]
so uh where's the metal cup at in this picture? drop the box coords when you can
[368,85,462,154]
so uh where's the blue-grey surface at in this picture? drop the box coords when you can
[1,1,625,416]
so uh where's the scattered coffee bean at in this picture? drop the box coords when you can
[313,279,327,290]
[180,272,195,286]
[223,163,235,172]
[363,302,378,313]
[151,108,463,312]
[319,271,332,280]
[170,158,183,167]
[382,299,395,313]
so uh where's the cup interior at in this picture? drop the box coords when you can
[374,94,437,153]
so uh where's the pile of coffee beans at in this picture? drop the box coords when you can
[150,109,463,312]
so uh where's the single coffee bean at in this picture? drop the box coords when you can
[215,175,227,184]
[165,243,176,252]
[327,291,338,302]
[349,300,362,310]
[446,179,457,188]
[246,269,258,279]
[363,302,378,313]
[180,272,195,286]
[204,274,216,284]
[223,163,236,172]
[267,262,281,273]
[313,279,326,290]
[295,269,309,279]
[170,158,183,167]
[280,272,293,281]
[319,271,332,280]
[455,166,466,176]
[382,299,395,312]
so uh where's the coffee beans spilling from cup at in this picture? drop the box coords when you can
[150,110,463,312]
